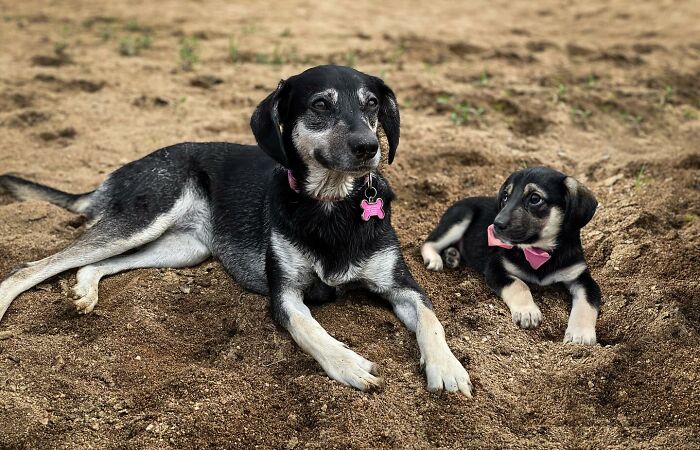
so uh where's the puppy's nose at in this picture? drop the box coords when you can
[350,135,379,160]
[494,218,509,231]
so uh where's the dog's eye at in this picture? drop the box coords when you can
[529,193,543,205]
[501,192,509,205]
[312,99,329,111]
[366,97,378,108]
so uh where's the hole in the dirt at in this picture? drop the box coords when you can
[597,334,624,346]
[510,113,550,137]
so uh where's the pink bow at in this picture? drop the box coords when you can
[487,224,551,270]
[361,198,385,221]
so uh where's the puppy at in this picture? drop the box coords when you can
[0,65,472,396]
[421,167,601,344]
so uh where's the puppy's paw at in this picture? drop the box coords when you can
[511,304,542,329]
[421,351,473,398]
[443,247,461,269]
[421,244,444,272]
[563,326,596,345]
[320,345,384,392]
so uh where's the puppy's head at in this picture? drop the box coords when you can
[493,167,597,249]
[250,65,400,172]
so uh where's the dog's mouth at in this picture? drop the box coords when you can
[493,228,537,246]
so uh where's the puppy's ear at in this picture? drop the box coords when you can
[564,177,598,230]
[374,78,400,164]
[250,80,289,167]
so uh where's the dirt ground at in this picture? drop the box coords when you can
[0,0,699,448]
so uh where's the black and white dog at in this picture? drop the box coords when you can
[0,65,472,396]
[421,167,601,344]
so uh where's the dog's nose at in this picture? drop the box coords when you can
[349,135,379,160]
[494,217,509,231]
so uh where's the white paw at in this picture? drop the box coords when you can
[72,285,98,314]
[421,244,444,271]
[421,350,473,397]
[563,326,597,345]
[511,304,542,329]
[319,345,384,392]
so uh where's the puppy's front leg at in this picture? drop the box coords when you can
[563,270,600,345]
[367,252,472,396]
[485,259,542,329]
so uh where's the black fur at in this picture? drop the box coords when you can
[0,65,472,393]
[0,174,89,213]
[424,167,601,342]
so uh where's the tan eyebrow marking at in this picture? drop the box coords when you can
[523,183,547,199]
[315,89,338,103]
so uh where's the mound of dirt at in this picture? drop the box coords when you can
[0,0,699,448]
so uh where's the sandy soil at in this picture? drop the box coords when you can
[1,0,699,448]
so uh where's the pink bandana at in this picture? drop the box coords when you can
[487,224,551,270]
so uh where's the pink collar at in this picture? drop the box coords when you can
[487,224,551,270]
[287,170,300,193]
[287,170,385,221]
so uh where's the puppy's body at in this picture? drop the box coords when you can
[422,167,601,344]
[0,66,472,395]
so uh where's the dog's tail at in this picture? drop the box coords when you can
[0,174,93,215]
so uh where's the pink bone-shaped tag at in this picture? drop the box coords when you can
[360,198,385,221]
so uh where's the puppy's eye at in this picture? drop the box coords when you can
[501,193,509,205]
[312,99,329,111]
[529,193,543,205]
[366,97,378,108]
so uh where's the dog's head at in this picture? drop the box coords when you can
[250,65,400,172]
[493,167,597,249]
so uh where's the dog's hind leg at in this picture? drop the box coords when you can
[421,201,473,271]
[0,215,177,322]
[72,231,210,314]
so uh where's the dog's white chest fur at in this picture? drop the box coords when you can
[270,232,397,293]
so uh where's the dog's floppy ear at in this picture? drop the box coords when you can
[250,80,289,167]
[374,78,400,164]
[564,177,598,230]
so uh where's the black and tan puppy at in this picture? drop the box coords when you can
[421,167,601,344]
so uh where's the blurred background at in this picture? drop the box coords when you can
[0,0,698,448]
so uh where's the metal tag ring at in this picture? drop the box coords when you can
[364,186,378,201]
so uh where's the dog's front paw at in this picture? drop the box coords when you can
[320,345,385,392]
[511,304,542,329]
[563,326,596,345]
[421,351,473,397]
[421,244,444,271]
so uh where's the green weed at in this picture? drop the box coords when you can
[118,34,152,56]
[228,37,239,63]
[179,36,199,70]
[570,106,592,126]
[345,50,357,67]
[450,102,485,125]
[633,165,649,190]
[553,83,567,103]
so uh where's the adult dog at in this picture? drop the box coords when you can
[0,65,472,396]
